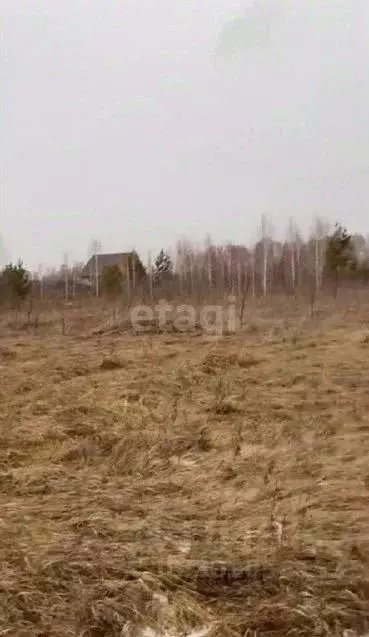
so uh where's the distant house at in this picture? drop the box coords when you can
[80,252,146,284]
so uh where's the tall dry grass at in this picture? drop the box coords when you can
[0,299,368,635]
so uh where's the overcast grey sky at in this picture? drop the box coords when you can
[1,0,369,271]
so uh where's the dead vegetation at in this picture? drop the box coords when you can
[0,301,368,636]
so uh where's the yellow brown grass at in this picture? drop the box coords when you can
[0,302,368,635]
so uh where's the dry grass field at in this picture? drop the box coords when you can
[0,301,369,636]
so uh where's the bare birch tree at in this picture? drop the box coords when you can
[261,214,270,297]
[147,251,153,305]
[63,252,69,301]
[37,264,44,300]
[205,234,213,290]
[313,217,329,294]
[88,239,102,297]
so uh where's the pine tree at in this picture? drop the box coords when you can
[153,249,173,281]
[324,223,356,296]
[1,260,31,302]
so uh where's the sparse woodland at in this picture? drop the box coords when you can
[2,218,369,318]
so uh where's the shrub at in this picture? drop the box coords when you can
[102,264,123,297]
[1,260,31,303]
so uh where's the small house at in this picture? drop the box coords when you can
[80,252,146,285]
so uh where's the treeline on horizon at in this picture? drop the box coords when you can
[2,217,369,304]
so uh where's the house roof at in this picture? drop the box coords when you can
[80,252,134,278]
